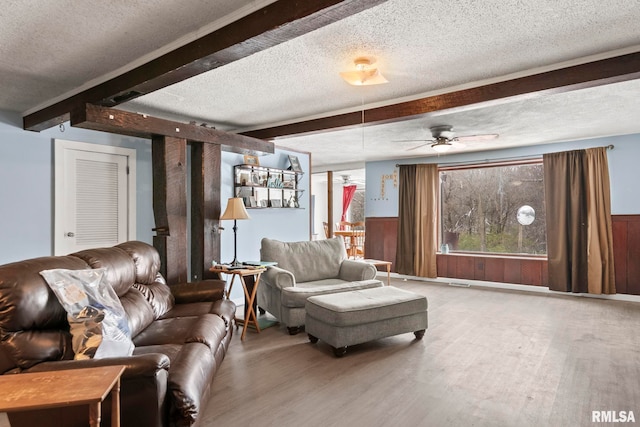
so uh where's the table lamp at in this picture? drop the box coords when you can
[220,197,251,266]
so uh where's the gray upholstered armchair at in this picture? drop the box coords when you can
[257,237,383,334]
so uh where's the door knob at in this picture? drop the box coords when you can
[66,232,75,237]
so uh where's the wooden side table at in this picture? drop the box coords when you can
[363,259,392,286]
[0,365,126,427]
[210,266,265,340]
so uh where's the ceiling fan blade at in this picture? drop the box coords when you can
[456,133,499,142]
[392,139,434,143]
[406,142,431,151]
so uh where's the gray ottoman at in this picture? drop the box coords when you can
[305,286,428,357]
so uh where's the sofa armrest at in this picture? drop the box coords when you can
[171,279,226,304]
[25,353,170,379]
[338,260,377,281]
[261,266,296,290]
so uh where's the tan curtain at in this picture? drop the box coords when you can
[414,164,438,277]
[396,164,438,278]
[585,147,616,294]
[543,150,588,292]
[396,165,416,275]
[543,147,615,294]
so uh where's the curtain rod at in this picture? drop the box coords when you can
[395,144,614,167]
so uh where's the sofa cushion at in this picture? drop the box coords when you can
[260,237,347,283]
[159,302,212,319]
[133,274,175,319]
[132,314,227,352]
[70,247,136,297]
[281,279,383,308]
[116,241,162,285]
[120,287,155,337]
[0,256,88,332]
[0,256,88,370]
[1,330,73,370]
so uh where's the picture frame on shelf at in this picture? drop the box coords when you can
[251,172,261,186]
[260,199,269,208]
[240,172,250,185]
[249,196,257,207]
[244,155,259,166]
[288,155,302,172]
[271,199,282,208]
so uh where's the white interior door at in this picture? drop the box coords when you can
[54,139,136,255]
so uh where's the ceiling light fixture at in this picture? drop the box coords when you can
[340,57,388,86]
[431,141,453,153]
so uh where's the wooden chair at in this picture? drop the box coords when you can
[351,221,365,258]
[323,222,330,238]
[337,221,352,231]
[336,221,355,253]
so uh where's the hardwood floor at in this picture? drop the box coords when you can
[1,279,637,426]
[200,279,640,427]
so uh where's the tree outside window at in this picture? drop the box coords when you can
[348,190,365,223]
[440,162,546,255]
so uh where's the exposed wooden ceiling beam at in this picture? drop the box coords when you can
[72,104,273,154]
[24,0,388,132]
[242,51,640,140]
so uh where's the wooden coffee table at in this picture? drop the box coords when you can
[0,365,125,427]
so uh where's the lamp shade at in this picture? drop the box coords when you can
[220,198,251,220]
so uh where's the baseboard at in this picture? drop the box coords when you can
[383,273,640,303]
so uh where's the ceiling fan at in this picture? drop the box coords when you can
[400,125,499,153]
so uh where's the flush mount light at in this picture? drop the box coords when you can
[340,57,388,86]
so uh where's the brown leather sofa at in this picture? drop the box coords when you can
[0,241,235,427]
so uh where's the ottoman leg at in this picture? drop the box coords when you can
[287,326,302,335]
[414,329,426,339]
[333,346,347,357]
[308,334,318,343]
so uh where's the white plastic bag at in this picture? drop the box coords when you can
[40,268,134,359]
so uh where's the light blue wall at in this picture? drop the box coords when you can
[0,110,154,263]
[365,134,640,218]
[0,108,311,285]
[219,149,310,264]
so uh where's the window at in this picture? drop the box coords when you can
[440,162,546,255]
[348,189,365,223]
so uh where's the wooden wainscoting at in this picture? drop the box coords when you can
[436,253,548,287]
[366,215,640,295]
[364,217,398,270]
[612,215,640,295]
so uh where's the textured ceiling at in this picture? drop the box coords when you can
[3,0,640,171]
